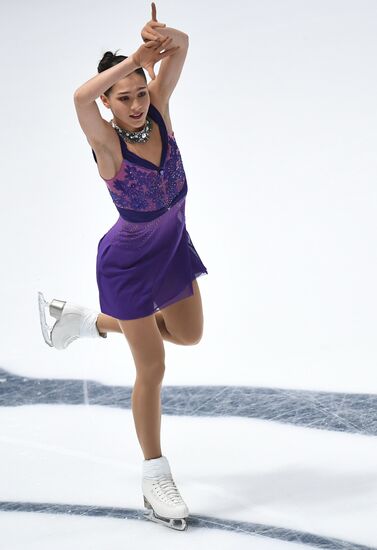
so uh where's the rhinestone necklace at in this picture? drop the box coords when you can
[111,116,153,144]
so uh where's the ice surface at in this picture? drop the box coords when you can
[1,369,377,549]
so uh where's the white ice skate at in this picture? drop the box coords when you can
[142,474,189,531]
[37,291,107,350]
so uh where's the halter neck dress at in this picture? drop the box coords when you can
[92,102,208,320]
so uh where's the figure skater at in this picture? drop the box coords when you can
[38,2,208,531]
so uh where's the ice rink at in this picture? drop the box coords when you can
[1,372,377,548]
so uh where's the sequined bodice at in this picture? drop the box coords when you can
[92,103,188,223]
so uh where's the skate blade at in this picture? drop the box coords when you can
[37,291,66,348]
[143,496,188,531]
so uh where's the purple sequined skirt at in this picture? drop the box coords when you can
[96,196,208,320]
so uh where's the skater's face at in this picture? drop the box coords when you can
[100,73,150,132]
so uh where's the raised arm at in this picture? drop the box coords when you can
[73,56,139,149]
[141,2,189,104]
[73,37,179,149]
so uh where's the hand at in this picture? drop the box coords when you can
[132,36,180,80]
[141,2,166,42]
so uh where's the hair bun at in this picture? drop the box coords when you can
[96,48,145,96]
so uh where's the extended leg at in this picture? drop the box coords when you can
[96,311,184,345]
[96,279,204,346]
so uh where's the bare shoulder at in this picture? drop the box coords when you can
[148,83,173,135]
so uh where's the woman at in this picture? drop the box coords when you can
[37,3,208,531]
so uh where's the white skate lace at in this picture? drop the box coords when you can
[152,475,184,505]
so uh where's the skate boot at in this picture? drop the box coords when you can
[37,291,107,350]
[142,455,189,531]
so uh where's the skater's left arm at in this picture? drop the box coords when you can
[141,2,189,102]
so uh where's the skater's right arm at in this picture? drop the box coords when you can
[74,55,142,104]
[73,37,179,149]
[73,56,141,149]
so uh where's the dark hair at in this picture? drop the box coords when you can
[97,49,147,97]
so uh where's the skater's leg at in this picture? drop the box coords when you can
[154,311,185,344]
[96,313,122,334]
[117,314,189,529]
[118,314,166,460]
[158,279,204,345]
[96,311,185,345]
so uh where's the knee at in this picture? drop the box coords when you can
[180,329,203,346]
[136,361,166,385]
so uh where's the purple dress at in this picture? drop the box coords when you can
[92,102,208,320]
